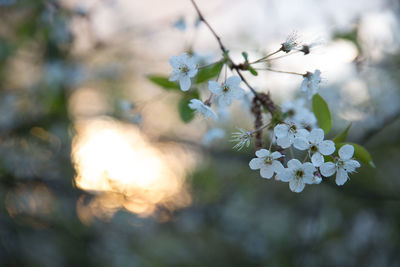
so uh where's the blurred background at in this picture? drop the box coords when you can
[1,0,400,266]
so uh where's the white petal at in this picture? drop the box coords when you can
[276,169,293,182]
[218,95,232,106]
[188,68,198,78]
[293,137,309,150]
[312,175,322,184]
[179,75,191,91]
[169,56,181,69]
[274,124,289,138]
[302,173,314,185]
[302,162,316,177]
[249,158,264,170]
[320,162,336,177]
[255,149,270,158]
[335,168,349,186]
[343,159,360,173]
[296,129,310,139]
[309,128,324,144]
[289,179,305,193]
[225,75,241,87]
[169,71,180,82]
[277,136,291,149]
[300,78,309,92]
[287,159,302,170]
[319,140,335,155]
[272,160,284,173]
[311,152,324,167]
[339,144,354,160]
[271,151,283,159]
[208,81,222,95]
[260,165,274,179]
[188,99,201,110]
[180,53,190,62]
[230,87,245,99]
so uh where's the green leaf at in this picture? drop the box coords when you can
[195,61,223,84]
[147,75,180,90]
[248,66,258,76]
[337,142,375,168]
[178,97,195,123]
[333,123,352,143]
[241,51,248,61]
[312,94,332,134]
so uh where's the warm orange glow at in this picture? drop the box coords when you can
[72,118,193,222]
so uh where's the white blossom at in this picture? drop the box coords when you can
[281,31,300,53]
[293,128,335,166]
[249,149,284,179]
[188,99,217,121]
[208,76,245,106]
[301,70,321,99]
[169,53,198,91]
[277,159,316,193]
[319,144,361,186]
[274,123,309,149]
[231,128,253,150]
[202,128,225,146]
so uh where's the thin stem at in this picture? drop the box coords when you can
[252,122,271,134]
[259,68,305,76]
[249,49,282,64]
[267,51,301,61]
[198,60,221,69]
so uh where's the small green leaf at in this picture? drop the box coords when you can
[333,123,352,143]
[147,75,180,90]
[195,61,223,84]
[248,66,258,76]
[178,97,195,123]
[241,51,248,61]
[312,94,332,134]
[338,142,375,168]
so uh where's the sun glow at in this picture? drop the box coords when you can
[72,118,193,222]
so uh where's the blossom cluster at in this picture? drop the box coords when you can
[154,13,370,194]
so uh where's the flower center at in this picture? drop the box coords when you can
[310,145,318,153]
[287,109,295,117]
[264,156,273,165]
[295,169,304,178]
[179,65,189,73]
[222,85,230,92]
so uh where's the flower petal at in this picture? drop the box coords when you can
[218,95,232,106]
[343,159,360,173]
[188,68,198,78]
[179,75,191,91]
[320,162,336,177]
[276,169,293,182]
[289,179,305,193]
[287,159,302,170]
[311,152,324,167]
[319,140,335,155]
[339,144,354,160]
[293,137,309,150]
[272,160,284,174]
[274,124,289,138]
[276,136,291,149]
[335,168,349,186]
[260,165,274,179]
[225,75,241,87]
[302,162,316,177]
[208,81,222,95]
[271,151,283,159]
[255,149,270,158]
[309,128,324,144]
[169,56,181,69]
[249,158,264,170]
[230,87,245,99]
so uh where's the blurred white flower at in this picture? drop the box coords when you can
[202,128,225,146]
[188,99,217,121]
[319,144,361,186]
[274,123,308,149]
[208,76,245,106]
[249,149,284,179]
[169,53,198,91]
[301,70,321,99]
[293,128,335,166]
[277,159,316,193]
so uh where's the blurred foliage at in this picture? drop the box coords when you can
[1,1,400,267]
